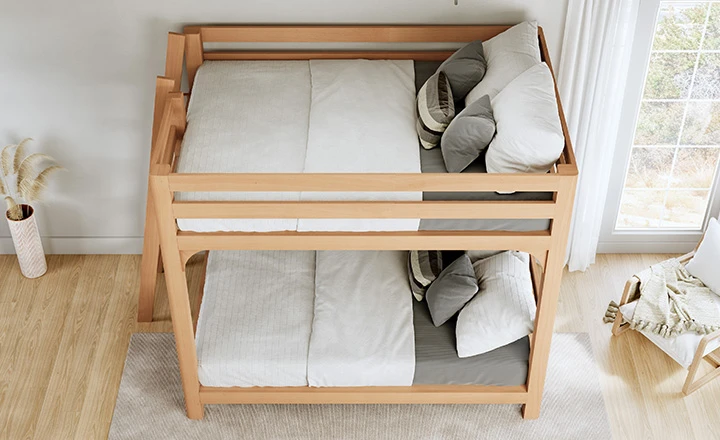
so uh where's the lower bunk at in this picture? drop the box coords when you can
[194,250,535,404]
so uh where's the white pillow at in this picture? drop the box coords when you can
[465,21,541,105]
[686,218,720,296]
[456,251,536,358]
[485,62,564,174]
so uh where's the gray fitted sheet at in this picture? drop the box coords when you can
[412,299,529,386]
[414,61,552,232]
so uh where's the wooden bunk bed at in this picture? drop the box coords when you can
[137,24,578,421]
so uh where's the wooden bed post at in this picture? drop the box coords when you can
[151,169,204,419]
[138,33,186,322]
[149,93,203,418]
[522,168,577,419]
[185,29,204,91]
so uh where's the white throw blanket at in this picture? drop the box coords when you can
[626,259,720,338]
[307,251,416,386]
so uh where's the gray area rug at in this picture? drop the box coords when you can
[109,333,611,439]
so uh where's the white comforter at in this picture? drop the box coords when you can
[175,60,421,233]
[307,251,416,386]
[195,250,316,387]
[299,60,421,232]
[195,250,416,387]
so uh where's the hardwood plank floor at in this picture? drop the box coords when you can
[0,253,719,439]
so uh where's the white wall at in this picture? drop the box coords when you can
[0,0,568,254]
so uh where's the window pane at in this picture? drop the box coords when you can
[634,102,685,145]
[617,190,665,228]
[691,53,720,99]
[643,53,696,99]
[653,2,708,50]
[703,2,720,50]
[663,190,709,227]
[681,101,720,144]
[625,147,674,188]
[671,147,720,188]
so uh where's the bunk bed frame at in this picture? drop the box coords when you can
[137,24,578,420]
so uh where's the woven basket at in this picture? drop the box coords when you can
[6,204,47,279]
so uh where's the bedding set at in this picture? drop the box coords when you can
[175,21,564,233]
[195,250,533,387]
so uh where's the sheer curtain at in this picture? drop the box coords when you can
[557,0,641,271]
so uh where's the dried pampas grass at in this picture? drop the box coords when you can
[0,139,63,221]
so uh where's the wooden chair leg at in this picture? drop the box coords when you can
[611,278,638,336]
[683,358,720,395]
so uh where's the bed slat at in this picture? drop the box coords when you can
[167,173,563,192]
[199,384,527,405]
[204,50,456,61]
[186,25,512,43]
[171,200,557,219]
[176,230,552,253]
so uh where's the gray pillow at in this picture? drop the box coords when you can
[425,253,479,327]
[416,71,455,149]
[438,40,487,100]
[440,95,495,173]
[408,250,444,301]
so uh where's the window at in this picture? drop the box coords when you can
[616,1,720,230]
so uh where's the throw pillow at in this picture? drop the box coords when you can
[426,253,479,327]
[441,94,496,172]
[686,218,720,296]
[408,250,444,301]
[416,71,455,149]
[438,40,488,101]
[485,63,564,174]
[465,21,541,104]
[456,251,536,357]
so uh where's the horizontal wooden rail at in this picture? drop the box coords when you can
[199,385,527,405]
[185,25,512,43]
[172,200,556,219]
[204,50,456,61]
[167,173,565,192]
[176,230,552,252]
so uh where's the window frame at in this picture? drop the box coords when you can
[598,0,720,253]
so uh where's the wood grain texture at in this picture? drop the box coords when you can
[4,254,720,437]
[0,254,720,440]
[185,25,513,43]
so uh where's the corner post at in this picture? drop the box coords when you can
[150,167,204,419]
[522,167,577,419]
[184,28,204,92]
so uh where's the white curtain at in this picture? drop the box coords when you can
[557,0,641,272]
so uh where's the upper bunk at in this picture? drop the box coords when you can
[147,23,578,257]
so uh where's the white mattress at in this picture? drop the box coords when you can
[195,250,316,387]
[175,61,311,232]
[175,60,420,233]
[307,251,416,386]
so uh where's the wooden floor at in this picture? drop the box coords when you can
[1,254,720,439]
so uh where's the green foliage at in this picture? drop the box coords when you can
[652,3,708,50]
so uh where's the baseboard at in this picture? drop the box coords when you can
[596,240,696,254]
[0,236,143,254]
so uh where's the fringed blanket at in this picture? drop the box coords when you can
[605,259,720,338]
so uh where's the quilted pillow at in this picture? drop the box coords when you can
[465,21,541,104]
[438,40,487,100]
[441,94,496,173]
[425,253,479,327]
[456,251,536,357]
[416,71,455,149]
[485,63,564,174]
